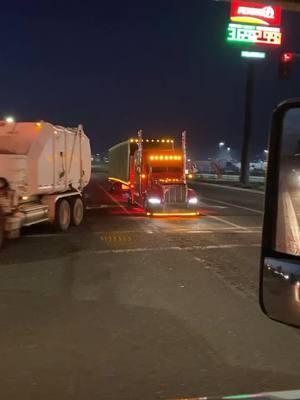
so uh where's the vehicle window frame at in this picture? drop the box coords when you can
[260,99,300,324]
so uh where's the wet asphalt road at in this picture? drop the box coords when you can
[0,174,300,400]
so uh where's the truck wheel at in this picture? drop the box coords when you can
[71,197,84,226]
[55,199,71,231]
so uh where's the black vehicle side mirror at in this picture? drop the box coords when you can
[260,99,300,328]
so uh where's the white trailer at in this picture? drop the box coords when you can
[0,120,91,248]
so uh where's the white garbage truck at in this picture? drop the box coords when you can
[0,120,91,248]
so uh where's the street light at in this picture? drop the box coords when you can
[219,142,225,148]
[227,147,231,152]
[264,150,269,160]
[5,116,14,123]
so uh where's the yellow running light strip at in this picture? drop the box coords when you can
[149,155,182,161]
[147,212,200,217]
[108,177,130,186]
[129,138,174,143]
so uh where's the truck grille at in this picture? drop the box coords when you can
[164,184,187,204]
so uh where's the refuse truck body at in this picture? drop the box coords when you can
[0,121,91,248]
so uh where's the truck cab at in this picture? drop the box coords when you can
[140,148,199,215]
[109,135,200,216]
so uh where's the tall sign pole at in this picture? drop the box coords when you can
[182,131,187,183]
[226,1,282,185]
[240,62,254,184]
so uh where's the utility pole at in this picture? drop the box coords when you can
[137,129,143,197]
[182,131,187,183]
[240,62,254,185]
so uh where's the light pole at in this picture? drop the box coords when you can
[264,149,269,161]
[240,62,254,185]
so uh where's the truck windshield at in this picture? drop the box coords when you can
[168,167,182,173]
[152,166,182,173]
[152,166,167,173]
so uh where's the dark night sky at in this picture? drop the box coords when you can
[1,0,300,159]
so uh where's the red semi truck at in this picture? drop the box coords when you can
[108,132,200,216]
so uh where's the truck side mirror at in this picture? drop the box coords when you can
[260,99,300,328]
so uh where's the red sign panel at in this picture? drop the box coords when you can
[231,1,282,26]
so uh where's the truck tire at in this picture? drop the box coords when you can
[71,197,84,226]
[55,199,71,231]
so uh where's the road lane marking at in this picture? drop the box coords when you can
[89,243,260,255]
[187,229,261,234]
[277,191,300,255]
[202,243,260,250]
[171,226,260,232]
[193,181,264,194]
[208,215,247,230]
[20,239,261,252]
[202,197,263,215]
[100,235,132,242]
[194,256,206,263]
[185,230,226,234]
[199,205,228,209]
[23,227,262,239]
[229,230,261,234]
[192,255,255,300]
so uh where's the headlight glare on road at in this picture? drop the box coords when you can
[188,197,198,205]
[148,197,161,205]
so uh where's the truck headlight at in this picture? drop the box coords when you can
[148,197,161,205]
[188,197,198,205]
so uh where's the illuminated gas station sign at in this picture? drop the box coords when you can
[227,1,282,47]
[231,1,282,26]
[241,50,266,59]
[227,23,282,46]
